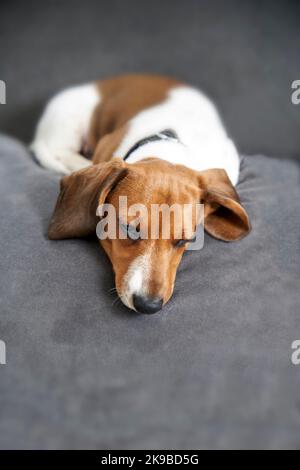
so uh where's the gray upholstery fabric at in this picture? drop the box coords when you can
[0,134,299,449]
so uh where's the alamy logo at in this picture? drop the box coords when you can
[0,80,6,104]
[291,80,300,105]
[0,340,6,365]
[291,340,300,365]
[96,197,204,251]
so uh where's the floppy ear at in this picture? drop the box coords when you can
[48,159,128,240]
[199,169,251,241]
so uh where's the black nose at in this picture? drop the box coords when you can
[133,294,163,314]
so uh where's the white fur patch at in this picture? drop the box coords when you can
[31,83,100,174]
[121,251,152,310]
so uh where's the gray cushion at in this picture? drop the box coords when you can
[0,134,299,449]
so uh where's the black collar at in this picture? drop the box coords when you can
[123,129,179,161]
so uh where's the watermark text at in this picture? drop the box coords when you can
[291,340,300,365]
[0,80,6,104]
[0,340,6,365]
[291,80,300,105]
[96,197,204,251]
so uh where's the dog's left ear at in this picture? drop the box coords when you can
[198,169,251,241]
[48,159,128,240]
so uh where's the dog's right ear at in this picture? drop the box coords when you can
[48,159,128,240]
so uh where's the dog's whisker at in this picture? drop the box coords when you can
[112,295,122,306]
[108,287,118,294]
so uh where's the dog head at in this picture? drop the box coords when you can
[48,158,250,313]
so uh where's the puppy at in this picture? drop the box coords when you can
[31,74,250,313]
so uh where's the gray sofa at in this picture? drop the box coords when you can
[0,0,300,450]
[1,135,299,449]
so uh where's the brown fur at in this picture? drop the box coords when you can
[48,158,250,306]
[86,74,181,163]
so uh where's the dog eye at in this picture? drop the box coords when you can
[174,236,196,248]
[175,239,187,248]
[120,222,141,241]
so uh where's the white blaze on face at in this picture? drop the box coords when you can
[121,250,152,310]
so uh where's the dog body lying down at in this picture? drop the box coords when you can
[31,74,250,313]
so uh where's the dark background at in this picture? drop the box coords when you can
[0,0,299,160]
